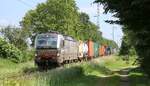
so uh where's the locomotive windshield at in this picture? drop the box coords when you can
[35,34,58,49]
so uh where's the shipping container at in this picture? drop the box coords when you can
[83,42,88,58]
[99,45,101,56]
[104,45,107,56]
[93,42,99,58]
[99,45,106,56]
[78,40,84,58]
[105,46,111,55]
[87,40,94,59]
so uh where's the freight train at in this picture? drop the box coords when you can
[34,31,113,69]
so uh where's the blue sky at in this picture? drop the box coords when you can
[0,0,123,46]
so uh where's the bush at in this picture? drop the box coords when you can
[0,26,28,50]
[22,49,35,62]
[0,38,24,63]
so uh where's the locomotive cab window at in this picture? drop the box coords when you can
[60,40,65,48]
[35,34,58,49]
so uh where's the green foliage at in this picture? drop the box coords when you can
[102,38,118,49]
[21,0,79,37]
[0,38,24,63]
[95,0,150,76]
[119,26,136,56]
[119,40,136,56]
[77,12,101,41]
[21,0,117,48]
[0,37,34,63]
[0,26,28,50]
[22,49,35,62]
[0,26,35,62]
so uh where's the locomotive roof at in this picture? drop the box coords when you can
[37,32,77,42]
[38,32,61,35]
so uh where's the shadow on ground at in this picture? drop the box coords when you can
[69,67,150,86]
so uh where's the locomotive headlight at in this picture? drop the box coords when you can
[35,53,37,57]
[57,53,60,56]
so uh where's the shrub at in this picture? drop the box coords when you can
[0,38,24,63]
[22,49,35,62]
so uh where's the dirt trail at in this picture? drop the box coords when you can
[118,69,130,86]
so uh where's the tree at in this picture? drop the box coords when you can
[0,26,28,50]
[95,0,150,76]
[119,26,136,56]
[21,0,104,43]
[77,12,102,42]
[21,0,80,38]
[21,0,118,51]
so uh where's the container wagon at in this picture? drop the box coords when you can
[94,42,99,58]
[99,45,106,56]
[78,40,84,60]
[105,46,112,55]
[78,41,88,60]
[83,42,88,59]
[87,40,94,59]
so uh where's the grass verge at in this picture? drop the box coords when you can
[0,58,35,79]
[0,55,150,86]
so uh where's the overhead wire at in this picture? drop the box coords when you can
[15,0,33,7]
[14,0,37,46]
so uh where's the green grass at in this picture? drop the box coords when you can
[0,58,35,79]
[103,55,137,71]
[0,58,114,86]
[0,55,150,86]
[0,62,117,86]
[128,67,150,86]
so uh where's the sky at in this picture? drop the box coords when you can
[0,0,123,46]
